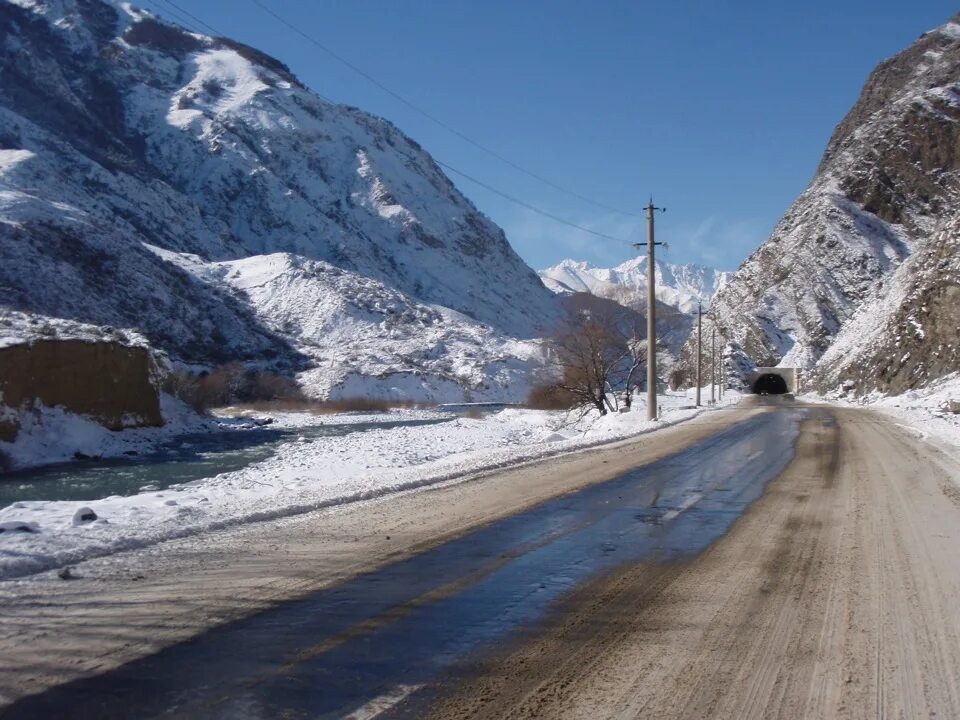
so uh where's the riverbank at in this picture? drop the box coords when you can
[0,392,739,579]
[0,404,751,707]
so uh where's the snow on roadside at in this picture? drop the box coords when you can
[809,373,960,451]
[0,393,741,580]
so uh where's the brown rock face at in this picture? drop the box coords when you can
[813,212,960,395]
[676,14,960,391]
[0,340,163,436]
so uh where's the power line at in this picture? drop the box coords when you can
[248,0,640,218]
[154,0,221,36]
[435,161,634,246]
[138,0,637,247]
[142,2,340,106]
[141,0,204,34]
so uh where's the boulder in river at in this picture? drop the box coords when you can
[72,507,98,525]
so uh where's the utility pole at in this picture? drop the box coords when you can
[633,199,666,421]
[710,327,717,405]
[695,300,702,407]
[719,332,725,401]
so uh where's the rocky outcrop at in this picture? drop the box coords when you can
[813,211,960,394]
[677,15,960,390]
[0,340,163,438]
[0,0,556,359]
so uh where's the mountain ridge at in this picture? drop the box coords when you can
[675,14,960,393]
[539,257,731,315]
[0,0,560,401]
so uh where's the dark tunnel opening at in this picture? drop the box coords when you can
[752,373,789,395]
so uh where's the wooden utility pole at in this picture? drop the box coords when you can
[647,199,665,421]
[695,301,702,407]
[711,327,716,404]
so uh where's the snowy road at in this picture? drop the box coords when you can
[4,403,959,719]
[2,406,796,718]
[426,407,960,719]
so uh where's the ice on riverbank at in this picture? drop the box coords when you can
[0,395,215,471]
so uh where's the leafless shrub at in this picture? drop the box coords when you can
[526,382,578,410]
[546,302,638,416]
[540,293,678,415]
[246,372,303,403]
[162,363,303,412]
[321,397,394,413]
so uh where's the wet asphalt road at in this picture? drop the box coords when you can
[2,408,804,720]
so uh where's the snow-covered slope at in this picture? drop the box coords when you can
[149,248,546,401]
[677,14,960,391]
[813,210,960,395]
[0,0,558,400]
[540,258,730,315]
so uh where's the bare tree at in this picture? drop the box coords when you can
[548,302,632,416]
[621,332,646,409]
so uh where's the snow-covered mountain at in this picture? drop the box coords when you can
[677,14,960,393]
[0,0,560,400]
[539,258,731,315]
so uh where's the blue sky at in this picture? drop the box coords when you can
[146,1,958,271]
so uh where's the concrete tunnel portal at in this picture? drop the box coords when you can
[752,373,789,395]
[746,367,800,395]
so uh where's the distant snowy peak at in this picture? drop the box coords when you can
[539,258,731,314]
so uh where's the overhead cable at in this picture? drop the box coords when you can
[139,1,638,246]
[154,0,221,36]
[436,161,635,246]
[249,0,640,218]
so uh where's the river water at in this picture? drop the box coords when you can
[0,415,457,508]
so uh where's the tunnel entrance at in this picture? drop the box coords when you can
[752,373,789,395]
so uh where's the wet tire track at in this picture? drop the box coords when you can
[423,408,960,720]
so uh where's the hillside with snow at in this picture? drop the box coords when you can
[539,258,730,360]
[540,258,730,315]
[676,14,960,394]
[0,0,559,401]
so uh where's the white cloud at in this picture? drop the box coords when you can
[501,208,642,269]
[675,215,766,269]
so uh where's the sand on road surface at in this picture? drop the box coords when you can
[425,407,960,720]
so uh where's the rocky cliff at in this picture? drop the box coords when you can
[0,338,163,442]
[678,15,960,393]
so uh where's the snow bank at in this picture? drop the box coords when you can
[0,395,213,470]
[809,373,960,451]
[0,393,740,579]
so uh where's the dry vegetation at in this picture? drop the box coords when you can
[534,301,652,415]
[163,364,433,415]
[162,362,304,412]
[526,382,578,410]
